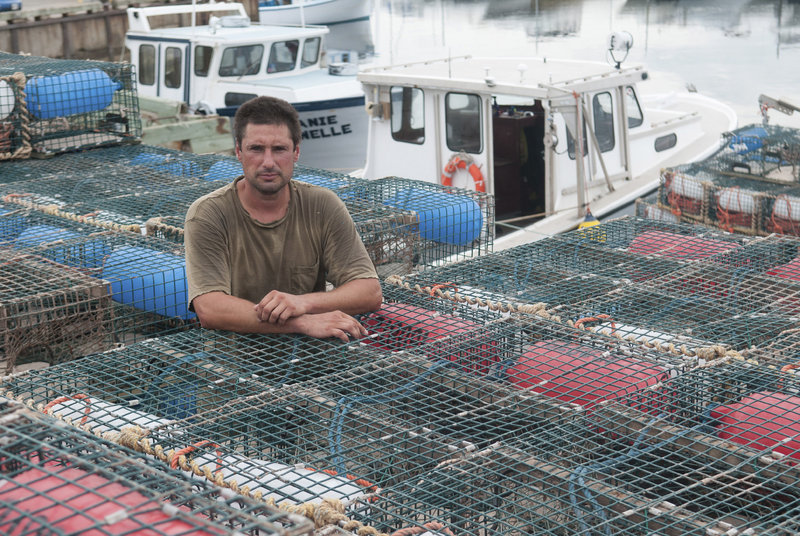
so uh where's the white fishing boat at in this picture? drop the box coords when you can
[258,0,372,26]
[125,1,367,171]
[356,34,737,248]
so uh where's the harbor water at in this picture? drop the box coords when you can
[335,0,800,128]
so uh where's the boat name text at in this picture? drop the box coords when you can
[300,115,352,139]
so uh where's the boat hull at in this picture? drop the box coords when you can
[218,95,368,172]
[258,0,372,26]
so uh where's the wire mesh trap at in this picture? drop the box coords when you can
[0,52,142,157]
[344,361,800,536]
[2,214,196,351]
[0,250,111,373]
[342,177,495,270]
[0,397,314,536]
[549,268,800,352]
[0,144,240,230]
[708,124,800,183]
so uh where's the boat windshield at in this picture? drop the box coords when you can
[267,40,299,73]
[219,45,264,77]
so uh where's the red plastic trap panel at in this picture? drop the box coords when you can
[0,464,226,536]
[711,391,800,460]
[506,340,668,408]
[361,303,500,373]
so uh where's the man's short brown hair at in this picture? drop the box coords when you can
[233,96,301,149]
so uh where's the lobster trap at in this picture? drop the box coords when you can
[0,52,142,158]
[0,249,110,373]
[0,397,314,536]
[0,144,237,230]
[2,211,196,347]
[344,360,800,536]
[343,176,495,270]
[352,416,800,536]
[708,123,800,182]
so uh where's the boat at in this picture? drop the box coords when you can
[124,1,368,171]
[355,36,737,248]
[258,0,372,26]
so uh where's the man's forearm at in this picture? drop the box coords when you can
[193,291,299,334]
[302,278,383,316]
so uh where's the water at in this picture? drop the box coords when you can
[332,0,800,128]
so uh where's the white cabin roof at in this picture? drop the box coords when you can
[126,21,329,45]
[358,55,648,99]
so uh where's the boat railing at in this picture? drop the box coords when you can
[359,54,474,74]
[127,2,250,33]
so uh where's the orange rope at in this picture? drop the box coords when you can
[171,440,224,477]
[44,394,92,426]
[391,521,455,536]
[574,314,616,333]
[428,281,457,297]
[2,192,31,203]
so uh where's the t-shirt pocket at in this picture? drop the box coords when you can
[291,263,320,294]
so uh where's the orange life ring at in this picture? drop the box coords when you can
[441,154,485,192]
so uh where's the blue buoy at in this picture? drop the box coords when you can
[102,246,194,320]
[14,225,109,268]
[728,127,768,154]
[383,188,483,245]
[26,69,121,120]
[204,160,243,181]
[0,207,26,244]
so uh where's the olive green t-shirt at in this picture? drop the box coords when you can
[184,178,377,309]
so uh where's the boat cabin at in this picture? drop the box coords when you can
[125,2,330,113]
[124,2,369,171]
[358,56,710,227]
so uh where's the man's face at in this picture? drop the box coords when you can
[236,122,299,196]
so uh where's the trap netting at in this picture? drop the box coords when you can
[349,361,800,536]
[0,248,111,373]
[342,176,494,270]
[0,397,314,536]
[2,283,692,513]
[0,52,141,158]
[741,325,800,369]
[708,123,800,182]
[0,144,242,231]
[1,210,196,356]
[633,197,680,224]
[658,162,800,236]
[388,216,754,317]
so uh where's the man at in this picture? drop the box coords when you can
[185,96,382,342]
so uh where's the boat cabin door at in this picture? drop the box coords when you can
[155,41,190,103]
[438,92,488,193]
[130,39,191,103]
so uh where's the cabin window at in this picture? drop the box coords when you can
[225,92,258,107]
[626,86,643,128]
[301,37,321,68]
[139,45,155,86]
[655,133,677,152]
[445,92,482,153]
[592,92,615,152]
[219,45,263,77]
[567,119,588,159]
[194,46,213,77]
[267,40,299,73]
[390,86,424,144]
[164,46,182,89]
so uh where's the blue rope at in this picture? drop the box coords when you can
[328,360,451,474]
[568,415,701,535]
